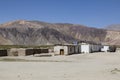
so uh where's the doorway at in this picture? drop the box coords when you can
[60,49,64,55]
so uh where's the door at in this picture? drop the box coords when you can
[60,49,64,55]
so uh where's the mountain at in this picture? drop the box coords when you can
[0,20,120,45]
[104,30,120,45]
[106,24,120,31]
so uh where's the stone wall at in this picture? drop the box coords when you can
[8,48,49,56]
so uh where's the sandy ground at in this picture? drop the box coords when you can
[0,52,120,80]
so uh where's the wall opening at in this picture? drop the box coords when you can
[60,49,64,55]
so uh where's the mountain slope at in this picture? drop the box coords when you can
[104,30,120,45]
[0,20,120,45]
[106,24,120,31]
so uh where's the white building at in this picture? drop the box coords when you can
[101,46,109,52]
[54,43,105,55]
[54,45,81,55]
[81,43,102,53]
[81,44,92,53]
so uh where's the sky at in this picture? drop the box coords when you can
[0,0,120,28]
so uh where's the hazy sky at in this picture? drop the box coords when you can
[0,0,120,28]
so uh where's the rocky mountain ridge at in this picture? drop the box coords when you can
[0,20,120,45]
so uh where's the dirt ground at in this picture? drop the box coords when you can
[0,52,120,80]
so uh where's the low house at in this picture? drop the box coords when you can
[8,48,27,56]
[54,45,81,55]
[0,49,7,56]
[81,43,102,53]
[8,48,49,56]
[26,48,49,55]
[101,45,116,52]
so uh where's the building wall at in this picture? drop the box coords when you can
[40,49,49,53]
[81,44,91,53]
[81,44,102,53]
[116,48,120,53]
[26,48,49,55]
[75,46,79,53]
[54,46,68,55]
[91,45,101,52]
[101,46,109,52]
[54,45,81,55]
[0,50,7,56]
[78,46,81,53]
[68,46,75,55]
[25,49,34,55]
[72,45,81,54]
[8,48,49,56]
[18,49,26,56]
[8,48,26,56]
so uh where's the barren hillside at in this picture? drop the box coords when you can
[0,20,120,45]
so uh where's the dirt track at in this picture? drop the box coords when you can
[0,52,120,80]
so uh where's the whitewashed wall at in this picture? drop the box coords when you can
[101,46,109,52]
[81,44,91,53]
[54,46,68,55]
